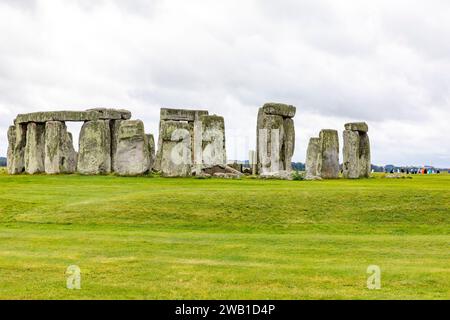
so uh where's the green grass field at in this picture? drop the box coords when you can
[0,171,448,299]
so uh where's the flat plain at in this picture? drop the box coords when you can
[0,171,448,299]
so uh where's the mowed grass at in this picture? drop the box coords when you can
[0,171,448,299]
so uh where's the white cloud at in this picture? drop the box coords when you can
[0,0,449,166]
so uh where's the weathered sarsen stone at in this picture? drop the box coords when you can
[147,134,155,170]
[201,115,226,169]
[77,120,111,174]
[155,108,209,176]
[159,120,192,177]
[305,137,321,180]
[359,131,371,178]
[318,129,339,179]
[44,121,77,174]
[8,124,27,174]
[7,126,17,174]
[343,122,371,178]
[25,122,45,174]
[257,102,296,176]
[112,120,150,176]
[15,108,131,124]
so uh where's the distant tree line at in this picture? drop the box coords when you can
[0,157,6,167]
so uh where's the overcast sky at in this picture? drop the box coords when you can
[1,0,449,167]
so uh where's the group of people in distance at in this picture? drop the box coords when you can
[390,168,441,174]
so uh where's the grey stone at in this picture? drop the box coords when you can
[155,108,208,172]
[77,120,111,174]
[201,115,226,169]
[343,130,360,179]
[6,126,16,174]
[15,108,131,124]
[257,102,296,176]
[112,120,150,176]
[260,170,293,180]
[110,120,120,171]
[344,122,368,133]
[359,132,371,178]
[262,103,296,118]
[159,121,192,177]
[283,117,295,172]
[257,112,285,174]
[343,123,371,179]
[318,129,339,179]
[24,122,45,174]
[44,121,77,174]
[8,124,27,174]
[16,110,99,124]
[86,108,131,120]
[160,108,208,122]
[147,134,155,170]
[305,137,321,180]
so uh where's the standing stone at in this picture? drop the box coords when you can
[343,130,360,179]
[257,113,285,174]
[155,108,217,176]
[201,115,226,168]
[249,150,257,175]
[359,132,371,178]
[110,120,120,171]
[8,124,27,174]
[283,118,295,172]
[343,122,371,179]
[44,121,77,174]
[147,134,155,171]
[159,121,192,177]
[77,120,111,174]
[305,137,321,180]
[25,123,46,174]
[7,126,16,174]
[257,103,296,176]
[154,108,208,172]
[112,120,150,176]
[318,129,339,179]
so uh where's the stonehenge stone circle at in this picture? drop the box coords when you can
[155,108,228,177]
[318,129,340,179]
[256,103,296,177]
[343,122,371,178]
[6,106,372,180]
[305,137,321,180]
